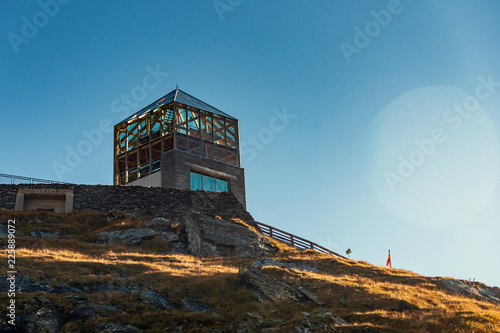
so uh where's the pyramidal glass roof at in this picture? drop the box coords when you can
[117,88,236,125]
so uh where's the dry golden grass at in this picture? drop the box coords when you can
[6,247,238,277]
[1,210,499,332]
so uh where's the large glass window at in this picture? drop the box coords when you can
[138,118,149,145]
[151,139,162,172]
[150,108,162,140]
[226,120,237,149]
[190,171,228,193]
[163,105,174,134]
[203,174,215,192]
[190,171,202,191]
[127,122,138,150]
[127,149,138,181]
[200,111,213,142]
[116,125,127,154]
[216,178,228,192]
[213,114,226,146]
[187,107,200,138]
[138,145,150,177]
[175,105,187,134]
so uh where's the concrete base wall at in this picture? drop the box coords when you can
[161,149,246,208]
[125,170,161,187]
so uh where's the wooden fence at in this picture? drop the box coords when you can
[255,221,344,258]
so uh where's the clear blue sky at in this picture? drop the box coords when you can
[2,1,500,287]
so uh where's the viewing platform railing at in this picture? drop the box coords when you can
[0,173,67,185]
[255,221,344,258]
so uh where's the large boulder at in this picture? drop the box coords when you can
[145,217,172,232]
[185,212,277,257]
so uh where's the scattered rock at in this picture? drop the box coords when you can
[240,267,308,303]
[246,312,263,320]
[252,259,318,273]
[63,295,88,303]
[106,209,143,221]
[96,228,157,246]
[181,299,211,312]
[296,286,325,306]
[93,323,140,333]
[35,295,52,304]
[20,307,61,333]
[156,231,179,242]
[0,225,8,238]
[140,290,174,311]
[69,286,82,293]
[30,231,59,238]
[55,282,68,289]
[317,312,349,325]
[70,305,124,320]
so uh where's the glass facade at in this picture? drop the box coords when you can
[190,171,202,191]
[190,171,227,193]
[114,89,240,185]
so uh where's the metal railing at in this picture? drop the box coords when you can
[0,173,67,185]
[255,221,345,258]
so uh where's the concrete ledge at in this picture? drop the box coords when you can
[15,188,74,214]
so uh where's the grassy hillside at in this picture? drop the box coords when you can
[1,210,499,332]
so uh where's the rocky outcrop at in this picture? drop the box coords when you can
[185,212,276,257]
[239,267,322,304]
[96,211,277,258]
[440,279,500,303]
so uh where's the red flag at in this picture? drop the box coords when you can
[386,250,392,268]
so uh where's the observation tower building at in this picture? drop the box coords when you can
[113,88,246,206]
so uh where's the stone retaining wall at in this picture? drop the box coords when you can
[0,184,254,223]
